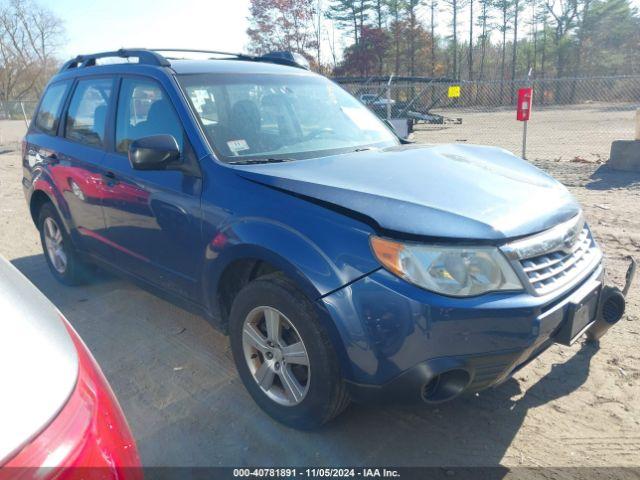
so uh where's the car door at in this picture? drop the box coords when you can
[99,75,203,300]
[28,77,114,257]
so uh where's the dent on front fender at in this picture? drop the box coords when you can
[199,164,384,301]
[199,216,381,383]
[201,215,380,305]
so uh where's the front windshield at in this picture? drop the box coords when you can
[178,73,399,162]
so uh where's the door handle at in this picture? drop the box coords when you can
[102,171,118,184]
[35,150,58,164]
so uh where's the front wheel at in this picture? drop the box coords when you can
[229,273,350,429]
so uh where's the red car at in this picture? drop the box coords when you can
[0,256,141,479]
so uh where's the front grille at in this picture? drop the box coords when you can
[518,226,598,295]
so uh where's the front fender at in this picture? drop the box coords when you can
[201,217,379,382]
[203,217,376,303]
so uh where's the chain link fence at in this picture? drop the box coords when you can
[2,78,639,161]
[0,100,37,122]
[336,75,640,162]
[0,101,37,146]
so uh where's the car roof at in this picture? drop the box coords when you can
[168,59,315,76]
[50,61,317,87]
[49,58,318,84]
[52,48,317,82]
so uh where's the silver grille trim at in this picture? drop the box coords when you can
[501,215,602,296]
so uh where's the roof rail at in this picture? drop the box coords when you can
[150,48,309,70]
[259,51,310,70]
[149,48,257,61]
[151,49,309,69]
[59,48,311,73]
[58,48,170,72]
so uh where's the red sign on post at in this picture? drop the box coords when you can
[517,88,533,121]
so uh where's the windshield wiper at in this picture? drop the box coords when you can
[351,147,378,153]
[228,158,293,165]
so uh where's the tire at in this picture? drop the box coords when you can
[229,273,350,429]
[38,202,90,286]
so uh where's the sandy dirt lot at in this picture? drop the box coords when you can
[417,103,638,162]
[0,129,639,470]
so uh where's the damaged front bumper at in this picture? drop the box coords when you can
[323,257,635,404]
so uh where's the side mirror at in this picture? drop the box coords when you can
[383,119,414,143]
[128,134,180,171]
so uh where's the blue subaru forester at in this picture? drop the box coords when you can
[23,49,634,429]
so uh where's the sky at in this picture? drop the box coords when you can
[38,0,640,66]
[32,0,568,66]
[40,0,253,60]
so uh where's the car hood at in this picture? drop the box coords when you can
[232,144,580,240]
[0,256,78,464]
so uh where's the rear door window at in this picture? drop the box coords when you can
[34,81,71,135]
[64,78,113,147]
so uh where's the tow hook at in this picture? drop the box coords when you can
[622,256,637,297]
[588,257,636,342]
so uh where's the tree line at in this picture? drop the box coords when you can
[0,0,63,104]
[247,0,640,81]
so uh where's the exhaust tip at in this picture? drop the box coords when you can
[421,369,471,404]
[587,286,626,342]
[601,289,625,324]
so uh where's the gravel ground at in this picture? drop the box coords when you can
[415,103,638,162]
[0,132,639,472]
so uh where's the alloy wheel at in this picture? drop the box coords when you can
[43,217,67,274]
[242,306,310,406]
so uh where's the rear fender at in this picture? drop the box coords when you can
[30,169,74,236]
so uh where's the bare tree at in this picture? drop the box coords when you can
[0,0,64,104]
[510,0,523,101]
[374,0,385,27]
[406,0,424,76]
[468,0,474,79]
[476,0,492,80]
[442,0,464,78]
[427,0,438,75]
[313,0,323,69]
[538,7,549,78]
[494,0,514,101]
[384,0,406,75]
[326,20,340,69]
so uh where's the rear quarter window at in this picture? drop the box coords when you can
[64,78,113,148]
[34,81,71,135]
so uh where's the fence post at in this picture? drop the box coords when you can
[522,69,533,159]
[636,109,640,141]
[386,75,394,121]
[20,101,29,128]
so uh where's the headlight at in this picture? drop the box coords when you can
[370,236,523,297]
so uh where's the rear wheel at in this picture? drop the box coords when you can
[229,273,350,429]
[38,203,90,286]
